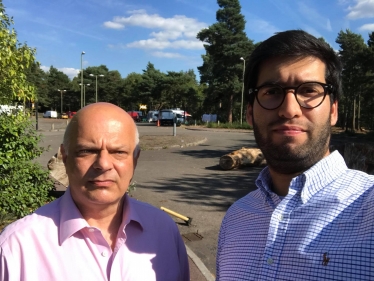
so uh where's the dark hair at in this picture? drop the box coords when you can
[245,30,342,105]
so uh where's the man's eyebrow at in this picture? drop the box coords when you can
[75,144,99,150]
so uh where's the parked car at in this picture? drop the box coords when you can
[43,110,58,118]
[147,111,159,123]
[61,112,68,119]
[127,111,140,122]
[67,111,77,119]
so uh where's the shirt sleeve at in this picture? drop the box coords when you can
[216,216,227,281]
[176,229,190,281]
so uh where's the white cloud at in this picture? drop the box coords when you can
[40,65,79,80]
[346,0,374,19]
[104,10,207,50]
[58,67,80,79]
[358,23,374,30]
[40,65,49,72]
[152,51,185,58]
[103,21,124,29]
[127,38,203,50]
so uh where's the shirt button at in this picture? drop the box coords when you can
[101,251,108,257]
[278,214,284,221]
[267,258,273,265]
[88,228,95,232]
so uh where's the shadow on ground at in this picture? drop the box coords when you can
[137,165,262,211]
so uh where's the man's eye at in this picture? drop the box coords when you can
[77,149,96,155]
[261,87,282,96]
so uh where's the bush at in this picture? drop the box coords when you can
[0,112,54,218]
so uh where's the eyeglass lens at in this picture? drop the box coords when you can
[256,82,326,109]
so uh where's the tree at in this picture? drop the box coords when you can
[197,0,254,122]
[0,1,37,104]
[138,62,166,110]
[44,66,71,111]
[122,72,143,110]
[0,1,53,219]
[24,62,48,112]
[336,30,368,131]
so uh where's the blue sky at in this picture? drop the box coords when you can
[3,0,374,80]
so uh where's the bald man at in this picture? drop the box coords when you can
[0,103,189,281]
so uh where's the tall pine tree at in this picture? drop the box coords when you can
[197,0,254,122]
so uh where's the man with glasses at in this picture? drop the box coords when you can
[216,30,374,280]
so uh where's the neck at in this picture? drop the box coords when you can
[77,198,125,250]
[268,168,300,196]
[268,150,332,196]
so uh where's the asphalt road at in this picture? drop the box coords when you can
[35,118,262,276]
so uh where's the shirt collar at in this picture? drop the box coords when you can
[120,194,144,233]
[256,151,347,204]
[59,189,144,245]
[59,187,89,245]
[300,150,347,203]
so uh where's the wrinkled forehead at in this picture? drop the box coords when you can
[68,116,136,148]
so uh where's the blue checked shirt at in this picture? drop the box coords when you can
[216,151,374,280]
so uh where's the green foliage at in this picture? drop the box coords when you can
[206,121,252,130]
[197,0,254,122]
[336,29,374,131]
[0,1,37,104]
[0,113,54,218]
[0,211,17,231]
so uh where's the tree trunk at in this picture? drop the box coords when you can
[357,92,361,130]
[352,96,356,131]
[219,147,266,170]
[227,93,233,123]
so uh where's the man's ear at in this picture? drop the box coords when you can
[60,144,67,165]
[246,104,253,126]
[330,100,338,126]
[133,149,140,169]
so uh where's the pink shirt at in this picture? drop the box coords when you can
[0,188,189,281]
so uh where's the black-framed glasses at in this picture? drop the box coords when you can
[249,82,334,110]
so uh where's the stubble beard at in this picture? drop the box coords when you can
[253,117,332,175]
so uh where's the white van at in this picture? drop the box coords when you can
[43,110,58,118]
[147,111,159,122]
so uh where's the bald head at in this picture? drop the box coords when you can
[63,103,140,156]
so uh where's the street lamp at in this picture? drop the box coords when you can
[79,83,90,106]
[240,57,246,125]
[89,74,105,103]
[57,89,66,114]
[80,51,85,109]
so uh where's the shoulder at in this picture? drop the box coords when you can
[128,197,178,228]
[335,168,374,196]
[222,189,265,225]
[0,199,60,245]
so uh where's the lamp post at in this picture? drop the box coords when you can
[57,89,66,114]
[89,74,105,103]
[240,57,246,125]
[80,51,85,108]
[79,83,90,106]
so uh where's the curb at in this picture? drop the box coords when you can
[185,127,251,133]
[185,244,215,281]
[143,138,208,150]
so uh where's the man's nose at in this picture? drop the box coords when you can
[93,150,113,171]
[278,90,302,119]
